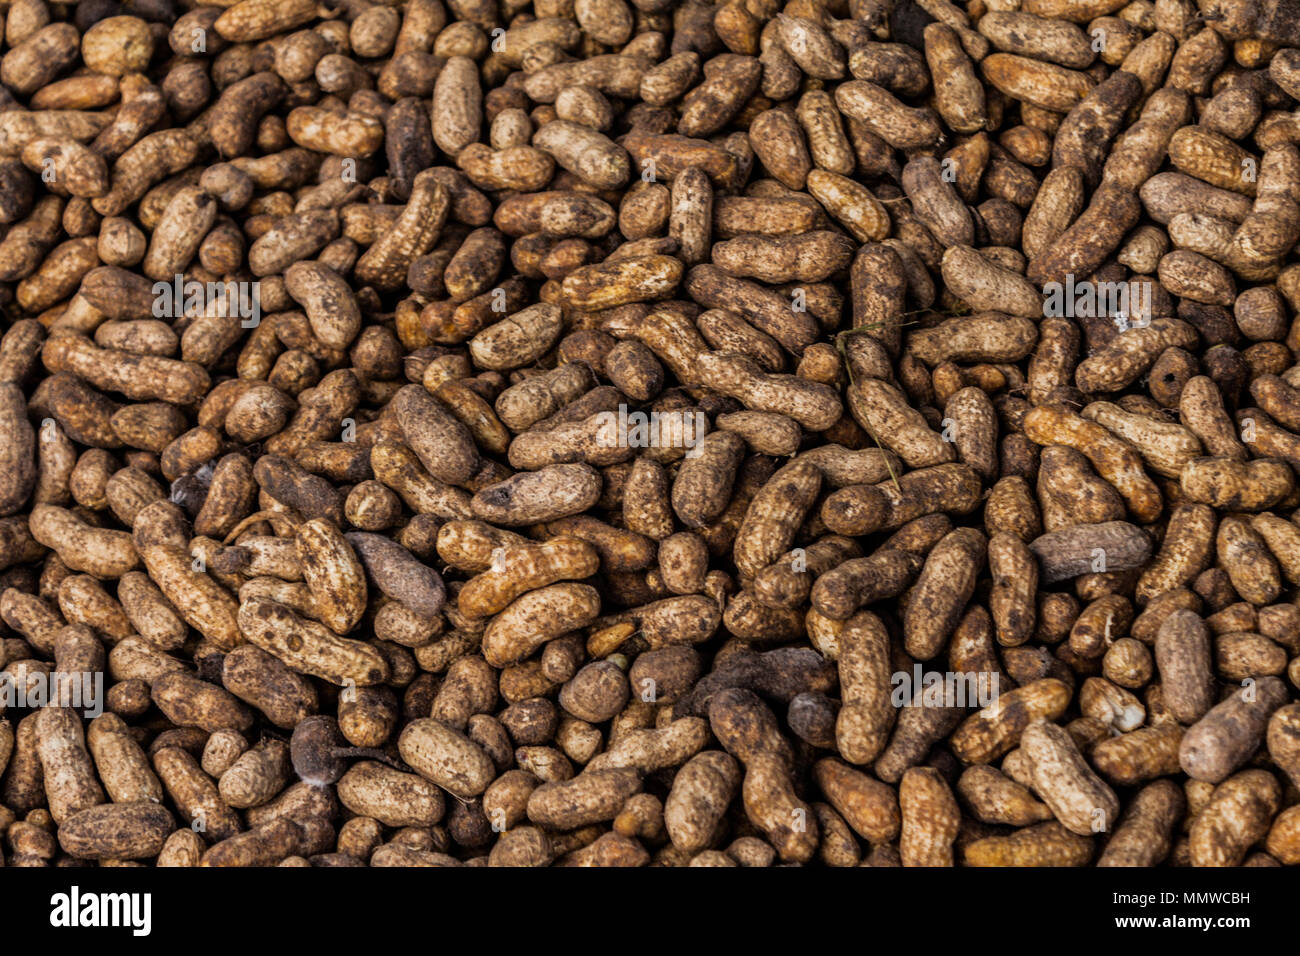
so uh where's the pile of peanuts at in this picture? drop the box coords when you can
[1,0,1300,869]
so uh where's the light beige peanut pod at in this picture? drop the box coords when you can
[1023,406,1162,523]
[0,110,110,159]
[696,352,841,432]
[899,767,961,866]
[133,501,240,650]
[1189,770,1282,867]
[152,746,242,842]
[1224,145,1300,271]
[925,22,986,134]
[664,750,741,853]
[908,313,1038,366]
[904,527,986,660]
[457,537,600,619]
[732,459,822,579]
[774,14,845,79]
[338,760,446,827]
[1180,457,1294,512]
[981,53,1095,112]
[561,256,684,312]
[533,120,629,190]
[247,209,340,278]
[835,80,943,150]
[355,171,451,291]
[218,739,291,809]
[805,170,888,242]
[201,817,328,867]
[432,56,482,157]
[20,139,109,199]
[87,716,164,804]
[712,231,853,284]
[951,678,1072,764]
[1022,719,1120,835]
[296,519,367,635]
[41,333,209,406]
[202,731,249,780]
[587,718,710,774]
[214,0,318,42]
[495,17,582,65]
[398,717,497,799]
[436,520,531,573]
[1252,514,1300,586]
[142,185,217,281]
[370,443,473,520]
[1168,126,1258,197]
[481,583,601,667]
[848,377,953,468]
[1,24,81,97]
[664,166,712,267]
[286,108,384,157]
[238,597,390,687]
[836,611,894,765]
[469,303,564,369]
[977,11,1095,66]
[494,362,595,432]
[30,503,138,579]
[458,143,555,192]
[284,262,362,351]
[1097,780,1184,866]
[940,245,1040,317]
[471,464,603,527]
[107,636,185,686]
[713,195,818,239]
[36,706,106,823]
[1180,677,1289,783]
[156,829,206,867]
[1081,401,1202,479]
[528,768,643,829]
[58,802,175,861]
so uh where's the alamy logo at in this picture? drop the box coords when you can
[152,274,261,327]
[593,406,707,456]
[49,887,151,936]
[890,666,999,708]
[1042,274,1150,326]
[0,670,103,718]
